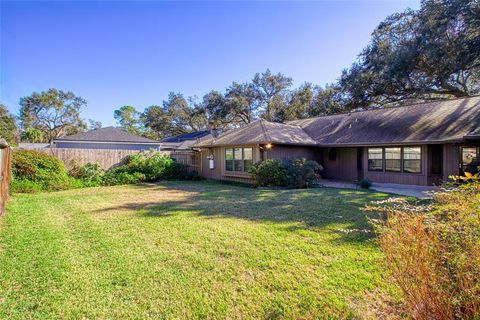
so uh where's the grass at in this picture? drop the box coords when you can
[0,181,397,319]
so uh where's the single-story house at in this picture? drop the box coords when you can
[53,127,161,150]
[194,96,480,186]
[160,131,211,151]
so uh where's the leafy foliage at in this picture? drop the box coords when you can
[114,105,144,135]
[0,103,18,145]
[358,178,372,189]
[248,159,287,187]
[19,88,88,142]
[118,151,175,181]
[69,162,105,185]
[367,181,480,319]
[11,150,74,192]
[21,128,44,143]
[340,0,480,109]
[249,158,323,188]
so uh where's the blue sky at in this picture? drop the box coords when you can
[1,1,419,127]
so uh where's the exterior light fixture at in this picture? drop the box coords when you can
[265,143,272,149]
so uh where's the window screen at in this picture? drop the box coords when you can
[403,147,421,173]
[385,147,401,172]
[368,148,383,171]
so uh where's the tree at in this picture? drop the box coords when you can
[309,85,348,116]
[114,106,143,135]
[21,128,44,143]
[0,103,18,144]
[19,89,87,142]
[224,82,257,125]
[143,92,207,138]
[88,119,102,130]
[251,69,293,121]
[199,91,231,128]
[271,83,315,122]
[339,0,480,108]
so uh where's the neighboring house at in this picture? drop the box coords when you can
[17,143,51,150]
[160,131,211,151]
[194,96,480,186]
[53,127,161,150]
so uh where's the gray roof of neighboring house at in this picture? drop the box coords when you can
[194,96,480,148]
[54,127,160,144]
[160,131,211,143]
[194,120,317,147]
[289,96,480,146]
[160,131,212,150]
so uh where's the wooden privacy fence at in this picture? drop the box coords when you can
[0,141,12,216]
[170,151,201,173]
[16,147,201,172]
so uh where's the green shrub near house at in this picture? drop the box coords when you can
[249,158,323,188]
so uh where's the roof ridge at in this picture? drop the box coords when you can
[259,119,272,143]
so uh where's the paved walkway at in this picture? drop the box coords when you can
[315,179,438,199]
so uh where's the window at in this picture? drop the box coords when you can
[461,147,479,175]
[225,148,233,171]
[233,148,243,172]
[225,147,254,172]
[368,148,383,171]
[385,147,401,172]
[403,147,422,173]
[243,148,253,172]
[367,146,422,174]
[328,148,337,161]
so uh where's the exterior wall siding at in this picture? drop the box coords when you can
[199,145,321,183]
[199,143,465,187]
[362,145,429,186]
[199,145,260,184]
[266,145,322,162]
[54,142,160,151]
[443,143,461,182]
[320,148,358,181]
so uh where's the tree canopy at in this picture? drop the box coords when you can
[0,103,18,145]
[339,0,480,109]
[19,89,87,142]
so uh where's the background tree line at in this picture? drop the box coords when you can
[1,0,478,144]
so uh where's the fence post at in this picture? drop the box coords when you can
[0,139,11,216]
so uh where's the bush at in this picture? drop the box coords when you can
[70,162,105,185]
[249,158,322,188]
[367,182,480,319]
[282,158,323,188]
[248,159,287,187]
[101,170,146,186]
[121,150,175,181]
[10,179,43,194]
[12,150,73,192]
[358,178,372,189]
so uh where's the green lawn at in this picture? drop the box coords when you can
[0,181,396,319]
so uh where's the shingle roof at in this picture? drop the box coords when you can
[194,97,480,148]
[194,120,317,147]
[289,96,480,146]
[54,127,160,144]
[160,131,210,143]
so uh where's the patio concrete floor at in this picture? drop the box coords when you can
[316,179,438,199]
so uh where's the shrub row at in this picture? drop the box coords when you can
[248,158,323,188]
[11,149,200,193]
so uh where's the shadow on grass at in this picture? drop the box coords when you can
[94,181,389,243]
